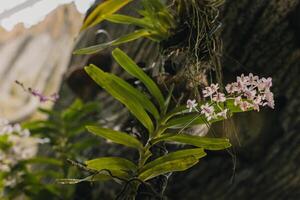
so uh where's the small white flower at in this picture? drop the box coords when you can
[263,91,275,109]
[217,109,228,119]
[237,74,249,86]
[202,83,219,97]
[200,103,215,121]
[212,92,226,102]
[239,101,251,111]
[262,77,272,89]
[243,88,256,100]
[234,96,242,106]
[248,73,259,85]
[253,95,263,111]
[225,83,235,93]
[186,99,198,112]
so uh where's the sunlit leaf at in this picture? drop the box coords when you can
[109,74,160,120]
[86,125,143,150]
[112,48,165,111]
[74,30,150,55]
[105,14,151,29]
[152,133,231,150]
[57,171,122,184]
[140,148,206,173]
[85,65,154,133]
[162,84,174,115]
[85,157,137,173]
[165,113,207,129]
[81,0,132,31]
[138,156,199,181]
[22,157,63,166]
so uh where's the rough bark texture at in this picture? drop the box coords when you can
[60,0,300,199]
[166,0,300,199]
[0,4,82,121]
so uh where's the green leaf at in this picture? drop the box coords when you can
[109,74,160,120]
[162,105,189,122]
[112,48,165,111]
[57,171,120,185]
[85,65,154,133]
[105,14,151,29]
[81,0,132,31]
[74,30,151,55]
[139,156,199,181]
[152,133,231,150]
[85,157,137,173]
[22,120,57,130]
[163,84,174,115]
[22,157,63,166]
[87,125,143,150]
[140,148,206,173]
[165,113,207,129]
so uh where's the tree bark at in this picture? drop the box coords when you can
[166,0,300,199]
[59,0,300,199]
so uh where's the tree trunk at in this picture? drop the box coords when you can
[166,0,300,199]
[59,0,300,199]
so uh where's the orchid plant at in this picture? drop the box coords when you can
[57,0,275,198]
[59,48,274,199]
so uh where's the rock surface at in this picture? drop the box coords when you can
[0,3,82,121]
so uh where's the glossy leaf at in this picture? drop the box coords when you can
[86,125,143,150]
[22,157,62,166]
[105,14,151,29]
[109,74,160,120]
[152,133,231,150]
[81,0,132,31]
[57,171,122,185]
[112,48,165,111]
[162,105,189,123]
[85,157,137,173]
[140,148,206,173]
[85,65,154,133]
[165,113,207,129]
[139,156,199,181]
[162,84,174,115]
[74,30,150,55]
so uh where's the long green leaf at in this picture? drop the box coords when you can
[112,48,165,111]
[74,30,150,55]
[57,174,109,184]
[85,157,137,173]
[139,156,199,181]
[140,148,206,173]
[81,0,132,31]
[165,113,207,129]
[22,157,62,166]
[105,14,152,29]
[109,74,160,120]
[85,65,154,133]
[87,125,143,150]
[57,170,124,185]
[152,133,231,150]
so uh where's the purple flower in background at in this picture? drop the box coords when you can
[15,80,59,103]
[186,99,198,112]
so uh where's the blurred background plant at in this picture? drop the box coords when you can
[0,99,102,199]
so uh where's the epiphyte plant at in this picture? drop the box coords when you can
[59,48,274,198]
